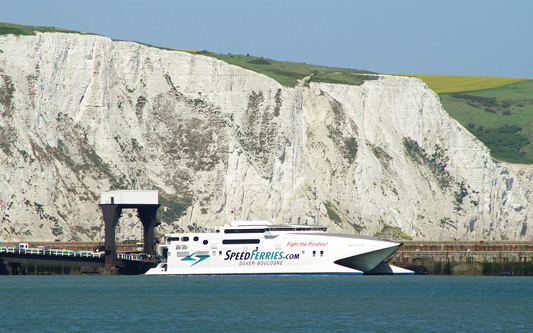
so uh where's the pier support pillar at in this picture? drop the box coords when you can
[138,206,161,255]
[100,204,123,270]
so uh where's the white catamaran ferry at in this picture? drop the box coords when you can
[145,221,413,275]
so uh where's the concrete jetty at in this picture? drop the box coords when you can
[389,241,533,275]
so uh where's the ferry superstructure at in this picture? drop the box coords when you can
[145,221,413,275]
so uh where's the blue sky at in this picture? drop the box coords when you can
[1,0,532,78]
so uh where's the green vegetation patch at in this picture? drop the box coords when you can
[348,222,364,234]
[157,194,191,224]
[203,53,378,87]
[369,144,393,171]
[403,138,453,189]
[439,80,533,164]
[247,58,272,65]
[440,217,456,230]
[374,224,412,241]
[323,201,342,226]
[0,22,79,36]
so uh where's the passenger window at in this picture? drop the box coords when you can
[182,237,189,242]
[203,240,208,245]
[194,236,199,241]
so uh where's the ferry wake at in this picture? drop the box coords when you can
[145,221,413,275]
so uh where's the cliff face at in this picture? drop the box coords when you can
[0,33,531,242]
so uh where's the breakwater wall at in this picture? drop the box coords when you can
[390,241,533,275]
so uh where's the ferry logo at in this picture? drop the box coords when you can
[224,250,300,261]
[182,252,210,266]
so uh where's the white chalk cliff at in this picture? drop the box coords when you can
[0,33,531,242]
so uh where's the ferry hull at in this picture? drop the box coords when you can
[334,244,401,272]
[364,263,415,275]
[145,265,365,276]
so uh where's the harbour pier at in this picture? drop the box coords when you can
[0,244,157,275]
[389,240,533,275]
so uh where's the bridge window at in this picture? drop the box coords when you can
[224,229,265,234]
[222,239,260,245]
[266,227,294,231]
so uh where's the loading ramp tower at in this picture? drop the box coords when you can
[99,190,160,270]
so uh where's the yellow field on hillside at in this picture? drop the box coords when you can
[389,74,530,93]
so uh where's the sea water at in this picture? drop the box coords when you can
[1,275,531,332]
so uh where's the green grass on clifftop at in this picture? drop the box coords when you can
[0,22,79,36]
[439,80,533,164]
[204,53,378,87]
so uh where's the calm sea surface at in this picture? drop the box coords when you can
[1,275,531,332]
